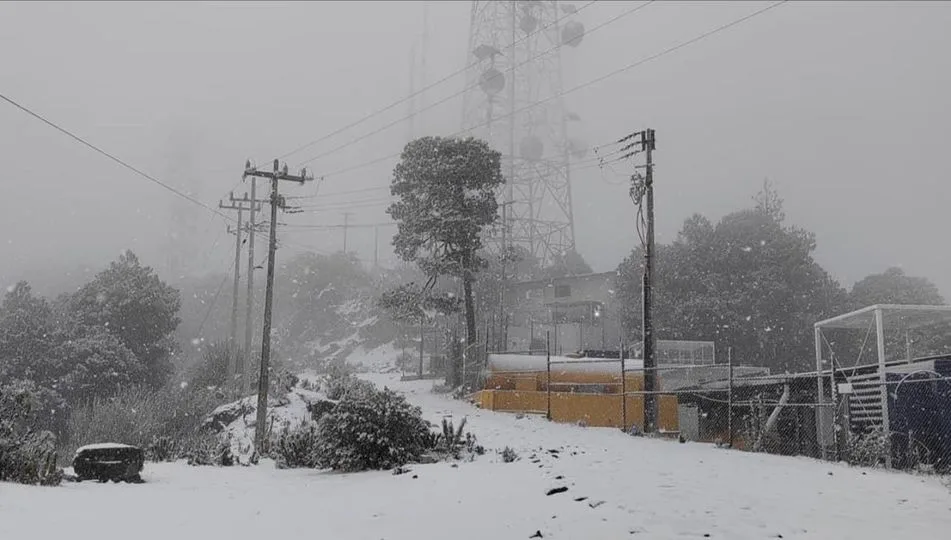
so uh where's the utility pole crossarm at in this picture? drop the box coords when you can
[243,160,313,185]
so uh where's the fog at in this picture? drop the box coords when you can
[2,1,949,296]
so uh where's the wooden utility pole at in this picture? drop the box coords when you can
[221,206,243,345]
[641,128,657,434]
[243,159,313,453]
[618,128,657,433]
[229,188,263,397]
[219,194,259,395]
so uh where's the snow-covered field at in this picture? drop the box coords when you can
[2,373,950,540]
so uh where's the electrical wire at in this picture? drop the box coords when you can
[0,92,233,222]
[318,0,788,180]
[274,0,600,163]
[277,221,396,230]
[285,184,390,201]
[296,0,656,168]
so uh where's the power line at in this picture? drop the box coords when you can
[0,92,231,221]
[290,198,395,213]
[295,1,655,168]
[274,0,600,163]
[318,0,787,180]
[285,184,390,201]
[292,193,394,207]
[1,92,295,277]
[277,220,396,230]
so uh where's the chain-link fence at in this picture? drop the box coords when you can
[476,348,951,474]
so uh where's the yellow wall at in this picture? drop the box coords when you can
[485,371,647,391]
[477,389,679,433]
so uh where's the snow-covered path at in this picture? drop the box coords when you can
[371,374,951,539]
[1,373,949,540]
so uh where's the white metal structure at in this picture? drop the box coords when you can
[461,0,582,265]
[814,304,951,467]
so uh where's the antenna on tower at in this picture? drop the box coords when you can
[407,1,430,143]
[461,0,582,266]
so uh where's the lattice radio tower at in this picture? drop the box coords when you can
[461,0,587,266]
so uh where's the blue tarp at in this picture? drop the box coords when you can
[886,359,951,471]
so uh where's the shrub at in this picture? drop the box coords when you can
[324,374,375,401]
[146,435,179,462]
[1,385,62,485]
[315,387,430,472]
[186,341,242,391]
[62,385,224,462]
[430,417,483,459]
[848,427,889,468]
[183,432,234,467]
[0,431,62,486]
[500,446,519,463]
[271,421,321,469]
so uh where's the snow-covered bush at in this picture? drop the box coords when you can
[64,385,224,461]
[185,341,243,391]
[314,387,430,472]
[183,432,234,467]
[848,427,889,468]
[430,417,483,460]
[500,446,519,463]
[1,385,62,485]
[146,435,178,462]
[324,374,375,401]
[271,421,321,469]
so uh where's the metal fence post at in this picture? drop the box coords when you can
[728,346,734,449]
[621,342,627,431]
[546,331,552,421]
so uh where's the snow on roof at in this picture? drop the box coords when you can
[75,442,137,454]
[488,353,644,374]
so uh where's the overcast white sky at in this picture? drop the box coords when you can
[1,1,949,298]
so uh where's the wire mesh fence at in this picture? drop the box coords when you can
[477,349,951,475]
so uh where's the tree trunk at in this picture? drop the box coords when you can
[463,274,477,349]
[461,252,478,389]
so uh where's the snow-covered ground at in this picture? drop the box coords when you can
[2,374,950,540]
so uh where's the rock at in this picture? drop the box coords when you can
[574,496,588,502]
[529,531,543,538]
[72,443,144,483]
[546,486,568,496]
